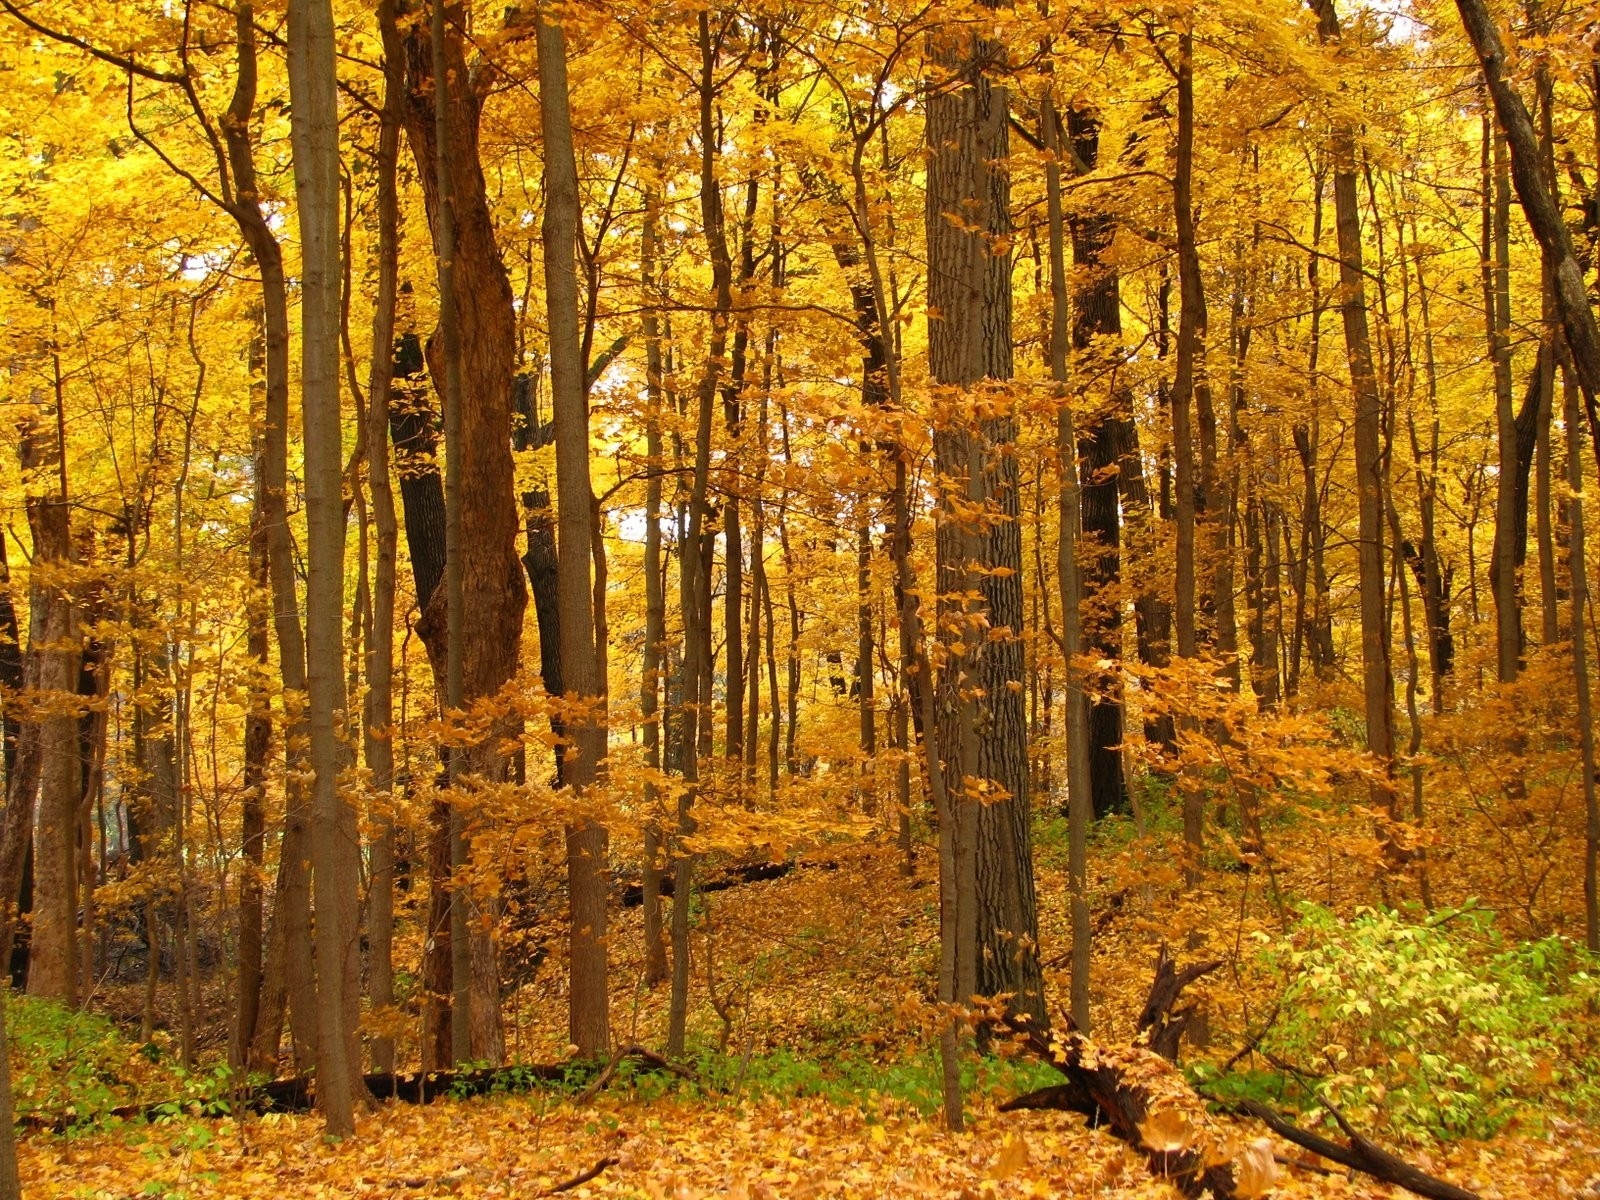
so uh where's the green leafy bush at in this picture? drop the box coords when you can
[1240,903,1600,1139]
[7,993,226,1131]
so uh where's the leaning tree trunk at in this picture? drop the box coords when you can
[393,0,528,1065]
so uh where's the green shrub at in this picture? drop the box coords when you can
[7,992,231,1131]
[1234,902,1600,1139]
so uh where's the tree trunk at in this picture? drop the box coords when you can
[1043,86,1091,1034]
[1171,29,1207,882]
[1483,116,1522,682]
[925,17,1043,1028]
[640,188,669,988]
[537,5,610,1059]
[394,0,529,1064]
[288,0,361,1133]
[365,0,405,1075]
[1311,0,1399,836]
[21,413,79,1007]
[1066,105,1128,819]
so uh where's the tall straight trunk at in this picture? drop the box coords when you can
[1311,0,1398,830]
[1171,29,1206,882]
[1484,116,1522,682]
[20,415,77,1006]
[212,0,317,1076]
[288,0,361,1133]
[427,0,472,1068]
[364,0,405,1074]
[1534,60,1561,647]
[722,172,761,770]
[1066,104,1128,818]
[234,328,271,1070]
[667,10,732,1056]
[925,16,1042,1026]
[639,189,669,988]
[1043,86,1091,1034]
[537,6,610,1058]
[1456,0,1600,939]
[1561,364,1600,951]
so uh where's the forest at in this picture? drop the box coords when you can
[0,0,1597,1195]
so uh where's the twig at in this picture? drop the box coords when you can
[575,1044,693,1105]
[542,1155,618,1195]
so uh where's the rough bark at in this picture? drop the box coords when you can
[925,18,1044,1027]
[1066,105,1128,819]
[21,415,79,1006]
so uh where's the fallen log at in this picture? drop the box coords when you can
[1001,1017,1242,1197]
[618,858,841,907]
[1001,952,1481,1200]
[22,1050,690,1131]
[1211,1096,1480,1200]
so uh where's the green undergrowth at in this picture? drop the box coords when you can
[6,992,236,1132]
[617,1044,1059,1117]
[1193,901,1600,1141]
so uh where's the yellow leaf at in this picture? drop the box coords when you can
[1138,1106,1194,1154]
[989,1133,1030,1180]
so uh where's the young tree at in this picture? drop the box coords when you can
[286,0,361,1134]
[536,2,610,1058]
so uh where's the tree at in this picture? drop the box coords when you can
[536,2,610,1058]
[286,0,361,1134]
[923,7,1043,1031]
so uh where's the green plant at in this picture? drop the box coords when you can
[1241,902,1600,1139]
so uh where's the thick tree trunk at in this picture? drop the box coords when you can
[394,0,528,1065]
[925,19,1043,1027]
[21,415,79,1006]
[1066,105,1128,819]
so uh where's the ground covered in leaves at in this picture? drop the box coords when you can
[24,1088,1600,1200]
[28,796,1600,1199]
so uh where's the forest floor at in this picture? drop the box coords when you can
[23,808,1600,1198]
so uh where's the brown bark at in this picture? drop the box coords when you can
[21,413,79,1006]
[537,4,610,1058]
[1311,0,1399,831]
[392,0,527,1065]
[925,18,1043,1027]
